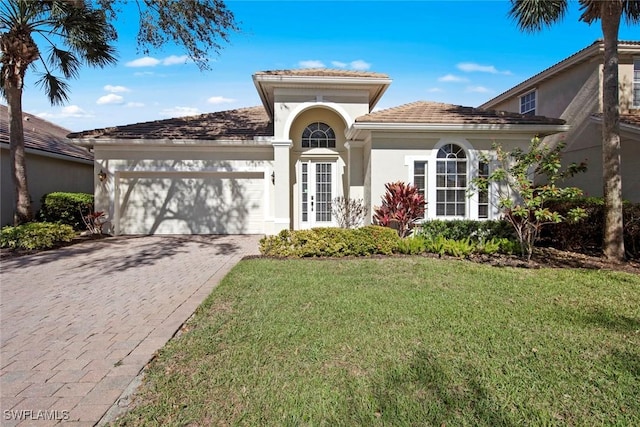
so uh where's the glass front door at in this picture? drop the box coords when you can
[301,161,335,228]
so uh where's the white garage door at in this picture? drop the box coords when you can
[116,171,265,235]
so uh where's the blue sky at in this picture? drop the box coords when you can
[18,0,640,132]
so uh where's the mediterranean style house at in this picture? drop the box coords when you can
[1,105,94,226]
[480,39,640,203]
[68,69,568,235]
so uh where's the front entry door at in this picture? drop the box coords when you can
[301,161,335,228]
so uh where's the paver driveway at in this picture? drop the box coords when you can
[1,235,260,426]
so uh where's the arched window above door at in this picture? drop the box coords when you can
[302,122,336,148]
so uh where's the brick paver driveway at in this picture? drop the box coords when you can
[1,235,260,426]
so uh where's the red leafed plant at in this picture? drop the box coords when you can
[373,182,426,238]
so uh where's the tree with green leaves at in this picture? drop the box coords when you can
[508,0,640,262]
[1,0,238,225]
[472,136,587,261]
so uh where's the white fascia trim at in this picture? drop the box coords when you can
[80,138,273,147]
[0,142,93,165]
[590,115,640,136]
[94,144,273,153]
[253,74,392,86]
[351,122,570,134]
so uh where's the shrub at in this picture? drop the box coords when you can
[332,197,367,229]
[416,219,515,242]
[259,226,400,257]
[373,182,425,238]
[37,192,94,230]
[540,197,640,259]
[1,222,76,251]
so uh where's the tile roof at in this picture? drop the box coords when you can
[356,101,566,125]
[0,105,93,161]
[68,106,273,140]
[254,69,389,79]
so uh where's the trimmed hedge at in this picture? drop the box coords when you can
[540,197,640,259]
[416,219,515,242]
[37,192,94,230]
[1,222,76,251]
[259,226,400,257]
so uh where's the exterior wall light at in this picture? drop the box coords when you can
[271,171,275,185]
[97,169,107,182]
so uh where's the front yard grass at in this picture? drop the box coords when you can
[114,258,640,426]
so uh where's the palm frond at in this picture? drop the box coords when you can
[508,0,568,33]
[47,46,80,79]
[34,71,70,105]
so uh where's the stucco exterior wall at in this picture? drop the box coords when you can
[1,148,93,226]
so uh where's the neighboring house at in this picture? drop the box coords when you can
[1,105,94,227]
[68,69,568,235]
[480,39,640,203]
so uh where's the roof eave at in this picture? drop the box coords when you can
[350,122,569,134]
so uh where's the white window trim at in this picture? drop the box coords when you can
[633,58,640,109]
[520,90,537,115]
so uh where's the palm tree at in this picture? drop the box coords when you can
[508,0,640,262]
[1,0,116,225]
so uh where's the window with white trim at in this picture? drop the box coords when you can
[478,161,489,219]
[520,91,536,116]
[413,160,427,214]
[436,144,466,217]
[302,122,336,148]
[633,59,640,108]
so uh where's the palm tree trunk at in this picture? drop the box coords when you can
[6,84,33,225]
[600,2,625,262]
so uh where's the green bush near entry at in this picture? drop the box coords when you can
[259,226,400,257]
[37,192,94,230]
[0,222,76,251]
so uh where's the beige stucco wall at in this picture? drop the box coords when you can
[93,144,274,234]
[365,133,534,222]
[1,148,93,227]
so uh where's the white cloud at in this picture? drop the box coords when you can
[159,106,200,117]
[96,94,124,105]
[457,62,511,75]
[299,60,325,68]
[104,85,130,93]
[126,102,145,108]
[350,60,371,71]
[438,74,469,83]
[466,85,492,93]
[37,105,92,119]
[207,96,235,105]
[134,71,155,77]
[331,61,347,68]
[126,56,161,67]
[426,87,444,93]
[163,55,190,66]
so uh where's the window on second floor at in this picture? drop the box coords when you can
[520,91,536,116]
[633,59,640,108]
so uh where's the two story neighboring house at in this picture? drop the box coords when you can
[480,40,640,203]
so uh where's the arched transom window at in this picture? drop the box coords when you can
[302,122,336,148]
[436,143,467,217]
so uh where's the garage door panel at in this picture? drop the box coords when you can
[118,175,264,234]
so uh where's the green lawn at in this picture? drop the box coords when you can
[114,258,640,426]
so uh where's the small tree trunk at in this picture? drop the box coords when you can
[600,3,625,262]
[6,84,33,225]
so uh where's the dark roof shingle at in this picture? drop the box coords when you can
[357,101,566,125]
[0,105,93,161]
[68,106,273,140]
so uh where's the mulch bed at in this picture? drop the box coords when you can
[2,235,638,274]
